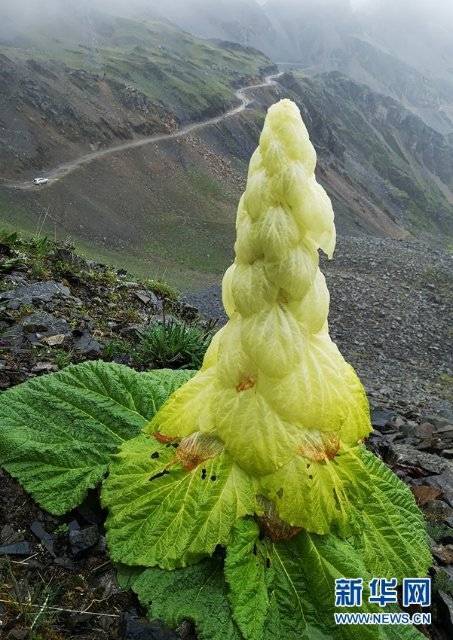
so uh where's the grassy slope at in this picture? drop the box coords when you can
[0,107,266,289]
[0,10,271,123]
[0,8,273,288]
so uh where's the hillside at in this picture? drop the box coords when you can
[0,232,452,640]
[282,71,453,239]
[0,4,273,177]
[155,0,453,135]
[2,68,453,290]
[0,1,452,291]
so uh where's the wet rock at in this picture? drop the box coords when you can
[431,544,453,564]
[31,362,58,373]
[415,422,436,439]
[436,425,453,437]
[134,290,157,305]
[68,519,80,532]
[388,444,453,475]
[371,408,396,429]
[120,613,178,640]
[30,520,55,556]
[423,471,453,507]
[0,541,32,556]
[438,591,453,635]
[69,524,99,556]
[424,415,453,430]
[72,330,101,357]
[21,312,70,345]
[0,281,70,308]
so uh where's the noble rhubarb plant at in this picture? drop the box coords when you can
[0,100,430,640]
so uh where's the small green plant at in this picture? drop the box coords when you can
[143,278,180,301]
[27,235,55,258]
[0,229,19,247]
[0,100,430,640]
[135,319,213,369]
[53,523,69,536]
[103,337,133,361]
[52,349,74,370]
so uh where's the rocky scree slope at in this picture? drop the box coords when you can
[0,233,204,392]
[185,234,453,418]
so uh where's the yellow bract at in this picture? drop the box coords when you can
[147,98,371,531]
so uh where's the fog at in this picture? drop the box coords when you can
[1,0,452,65]
[2,0,453,24]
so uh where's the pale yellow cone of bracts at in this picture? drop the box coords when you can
[147,99,371,533]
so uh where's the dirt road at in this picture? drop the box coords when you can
[1,73,283,191]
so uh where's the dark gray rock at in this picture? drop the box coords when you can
[120,613,178,640]
[134,290,159,306]
[388,444,453,475]
[438,591,453,635]
[415,422,435,438]
[21,312,70,345]
[0,281,70,308]
[73,330,101,357]
[371,408,397,429]
[30,520,55,556]
[69,525,99,556]
[0,541,32,556]
[423,471,453,507]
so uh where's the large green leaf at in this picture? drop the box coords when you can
[226,523,424,640]
[351,449,431,580]
[0,362,192,514]
[128,556,243,640]
[103,435,256,569]
[224,519,271,640]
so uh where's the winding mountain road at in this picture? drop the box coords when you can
[1,72,283,191]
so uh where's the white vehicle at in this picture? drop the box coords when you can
[33,177,49,186]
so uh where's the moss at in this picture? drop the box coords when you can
[144,278,180,301]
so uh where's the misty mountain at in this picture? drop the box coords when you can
[279,71,453,239]
[153,0,453,135]
[0,5,272,176]
[152,0,275,49]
